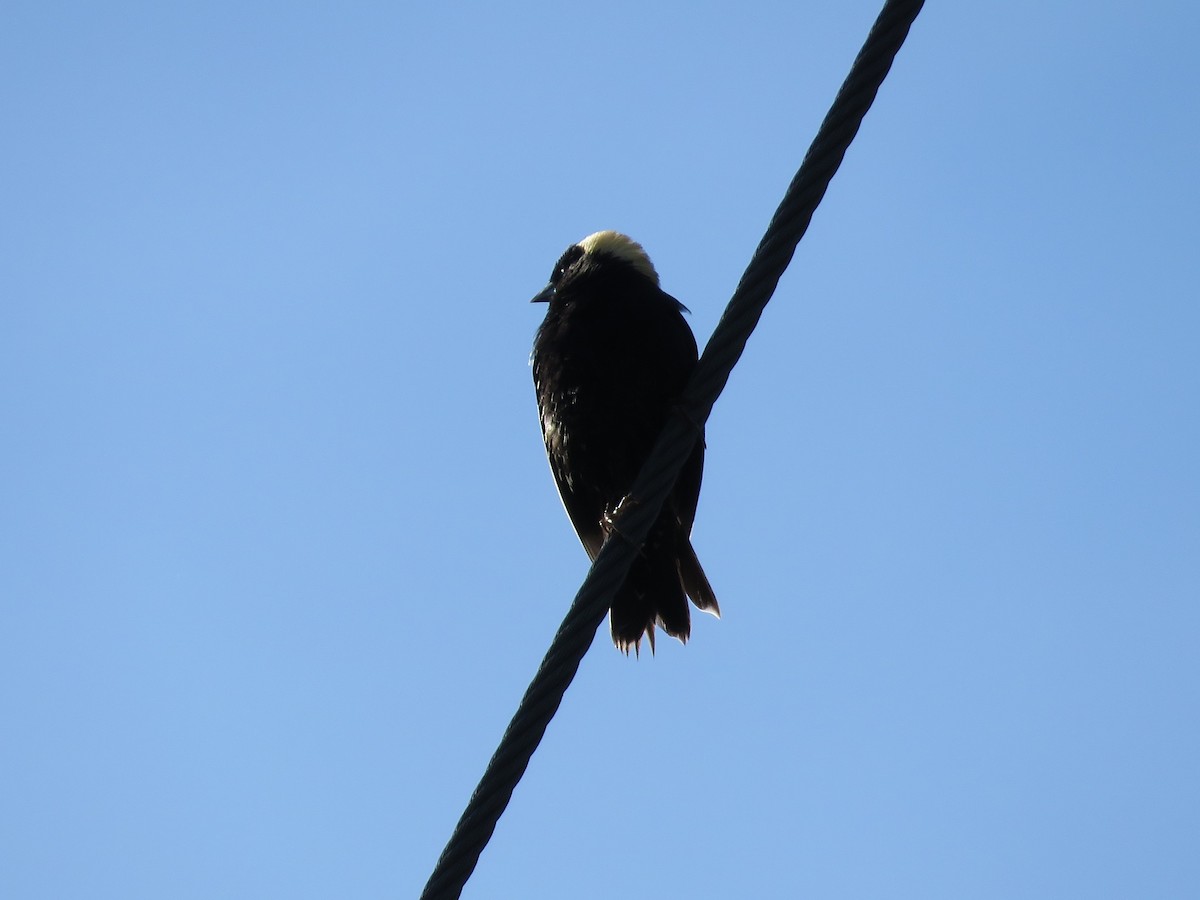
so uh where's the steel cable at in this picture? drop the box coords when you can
[420,2,924,896]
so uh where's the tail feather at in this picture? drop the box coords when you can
[609,580,651,655]
[678,540,720,618]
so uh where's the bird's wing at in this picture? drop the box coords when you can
[547,454,605,561]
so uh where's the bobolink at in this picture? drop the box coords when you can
[531,231,719,653]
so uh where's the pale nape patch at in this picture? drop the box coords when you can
[577,231,659,285]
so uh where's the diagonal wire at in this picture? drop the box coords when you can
[420,2,925,897]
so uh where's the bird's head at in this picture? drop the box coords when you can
[531,230,660,304]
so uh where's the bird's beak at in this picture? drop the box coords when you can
[531,283,555,304]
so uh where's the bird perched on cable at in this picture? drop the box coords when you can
[531,230,719,653]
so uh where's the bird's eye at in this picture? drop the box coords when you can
[550,245,585,284]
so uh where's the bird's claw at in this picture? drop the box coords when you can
[601,495,641,544]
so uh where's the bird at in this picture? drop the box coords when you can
[530,230,719,653]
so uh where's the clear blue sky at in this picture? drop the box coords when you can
[3,2,1198,898]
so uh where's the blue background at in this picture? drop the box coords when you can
[3,2,1198,897]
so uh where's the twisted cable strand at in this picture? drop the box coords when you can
[420,3,924,896]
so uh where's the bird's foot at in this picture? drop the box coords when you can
[601,495,641,545]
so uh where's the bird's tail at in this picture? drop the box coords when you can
[609,538,719,655]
